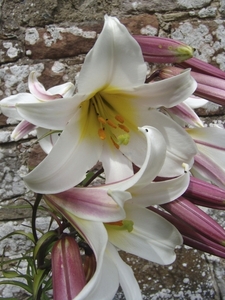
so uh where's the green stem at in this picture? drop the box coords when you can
[83,167,104,187]
[32,194,43,243]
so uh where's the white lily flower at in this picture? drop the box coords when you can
[45,125,186,298]
[1,16,196,194]
[187,127,225,188]
[45,126,190,224]
[0,71,75,140]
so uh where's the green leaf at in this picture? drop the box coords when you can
[0,297,20,300]
[33,231,57,260]
[33,268,49,299]
[2,270,20,278]
[0,256,32,267]
[0,230,35,243]
[0,280,32,293]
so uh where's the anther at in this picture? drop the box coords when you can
[98,128,106,140]
[98,116,107,124]
[107,119,117,129]
[111,137,120,149]
[106,220,123,226]
[115,115,124,123]
[118,124,129,133]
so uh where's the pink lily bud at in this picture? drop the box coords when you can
[178,57,225,80]
[184,177,225,209]
[161,197,225,246]
[52,235,86,300]
[159,66,225,106]
[149,207,225,258]
[133,35,193,63]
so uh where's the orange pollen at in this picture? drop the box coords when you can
[118,124,130,133]
[106,220,123,226]
[107,119,117,129]
[98,116,106,124]
[111,137,120,149]
[98,128,106,140]
[115,115,124,123]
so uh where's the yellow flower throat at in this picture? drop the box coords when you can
[80,92,133,149]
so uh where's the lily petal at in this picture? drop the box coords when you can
[103,69,197,109]
[165,102,204,128]
[44,187,131,222]
[47,82,75,97]
[36,127,60,154]
[28,71,63,101]
[77,15,147,94]
[16,94,86,130]
[100,141,134,184]
[106,242,142,300]
[193,151,225,188]
[107,204,182,265]
[128,171,190,206]
[184,95,208,109]
[23,112,103,194]
[132,110,197,176]
[0,93,39,120]
[11,120,36,140]
[187,127,225,150]
[76,253,119,300]
[103,125,167,192]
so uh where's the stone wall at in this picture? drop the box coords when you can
[0,0,225,299]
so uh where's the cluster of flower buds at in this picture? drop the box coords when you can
[136,34,225,259]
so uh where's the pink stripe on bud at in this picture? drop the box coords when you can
[161,197,225,245]
[184,177,225,209]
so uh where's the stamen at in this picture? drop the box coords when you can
[111,137,120,149]
[98,128,106,140]
[115,115,124,123]
[118,124,130,133]
[107,220,123,226]
[107,119,117,129]
[98,116,107,124]
[105,219,134,232]
[182,163,189,173]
